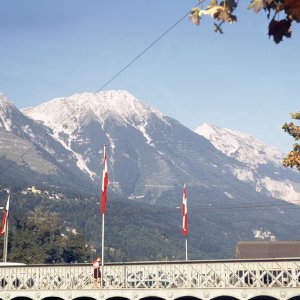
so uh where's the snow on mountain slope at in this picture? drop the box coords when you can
[20,90,300,205]
[22,90,167,131]
[22,90,255,203]
[0,93,15,131]
[0,93,94,190]
[195,123,284,166]
[195,123,300,204]
[22,91,168,179]
[0,93,40,136]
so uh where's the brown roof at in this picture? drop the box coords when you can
[236,241,300,259]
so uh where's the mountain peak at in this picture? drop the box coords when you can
[21,90,170,180]
[21,90,166,128]
[0,93,22,131]
[0,93,15,110]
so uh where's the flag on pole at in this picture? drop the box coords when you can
[101,145,109,214]
[0,195,9,236]
[182,183,188,236]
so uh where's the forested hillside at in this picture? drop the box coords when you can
[2,189,300,263]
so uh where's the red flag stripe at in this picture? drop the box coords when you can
[0,196,9,237]
[101,146,109,214]
[182,183,188,236]
[0,211,7,236]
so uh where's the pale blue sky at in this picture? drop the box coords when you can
[0,1,299,152]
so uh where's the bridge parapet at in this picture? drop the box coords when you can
[1,258,300,292]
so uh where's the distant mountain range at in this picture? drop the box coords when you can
[1,90,300,259]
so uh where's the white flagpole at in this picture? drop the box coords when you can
[101,213,105,267]
[101,211,104,288]
[3,192,10,263]
[100,144,108,288]
[3,221,8,263]
[185,237,188,261]
[182,183,188,261]
[101,144,107,267]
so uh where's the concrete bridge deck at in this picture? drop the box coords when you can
[1,258,300,300]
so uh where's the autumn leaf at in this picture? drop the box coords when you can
[283,111,300,171]
[213,6,237,23]
[189,7,201,25]
[207,0,218,9]
[248,0,267,13]
[220,0,238,11]
[268,18,292,44]
[283,150,300,171]
[189,0,299,43]
[283,122,300,140]
[283,0,300,22]
[291,112,300,120]
[200,5,237,23]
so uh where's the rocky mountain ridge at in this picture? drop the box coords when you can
[195,123,300,204]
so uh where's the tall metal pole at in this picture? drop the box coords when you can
[101,213,105,267]
[3,221,8,263]
[100,144,108,288]
[101,144,106,267]
[185,237,188,261]
[182,183,188,261]
[3,192,10,263]
[101,212,104,288]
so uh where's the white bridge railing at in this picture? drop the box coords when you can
[1,258,300,291]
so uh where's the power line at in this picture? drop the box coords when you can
[95,8,195,93]
[105,199,300,216]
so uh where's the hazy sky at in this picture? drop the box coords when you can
[0,1,299,152]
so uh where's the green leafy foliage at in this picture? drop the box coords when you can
[282,112,300,171]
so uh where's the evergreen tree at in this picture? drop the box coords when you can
[6,206,91,264]
[62,230,91,263]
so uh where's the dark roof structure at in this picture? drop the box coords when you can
[236,241,300,259]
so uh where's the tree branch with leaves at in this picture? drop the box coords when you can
[282,112,300,170]
[189,0,300,43]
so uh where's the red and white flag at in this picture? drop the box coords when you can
[0,195,10,236]
[182,183,188,236]
[101,145,109,214]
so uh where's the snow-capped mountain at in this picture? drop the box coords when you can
[0,93,92,190]
[195,123,300,204]
[2,90,300,258]
[21,91,167,181]
[21,90,245,202]
[195,123,284,165]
